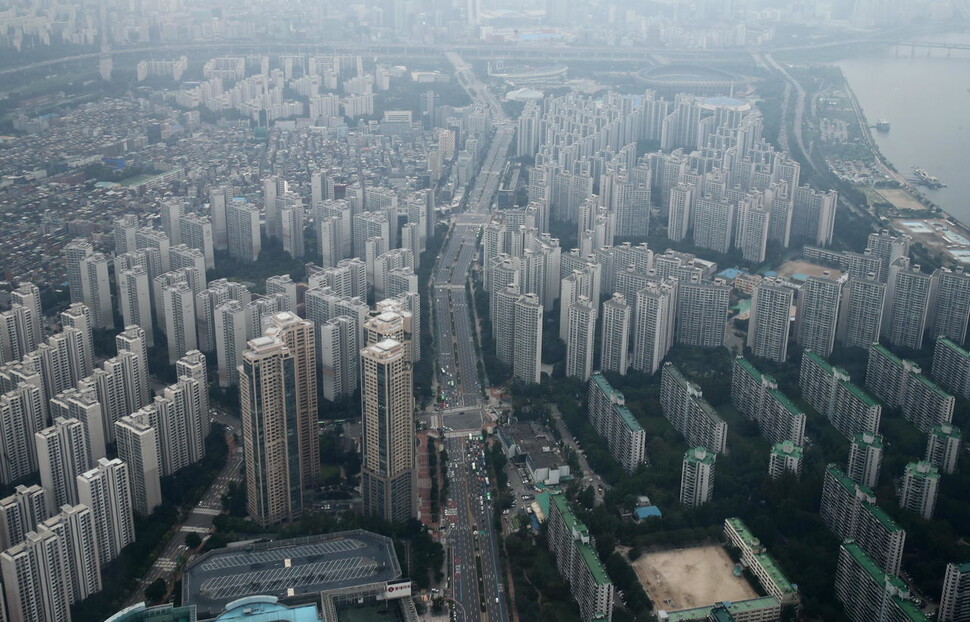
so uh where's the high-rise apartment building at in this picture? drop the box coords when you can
[660,364,728,454]
[162,282,197,364]
[768,441,804,479]
[800,350,882,438]
[1,527,72,622]
[933,267,970,344]
[939,562,970,622]
[796,275,843,358]
[227,201,261,262]
[680,447,716,508]
[675,278,729,349]
[731,357,806,446]
[35,417,88,515]
[279,193,305,259]
[848,432,884,490]
[80,253,114,330]
[747,279,793,363]
[115,413,162,516]
[63,238,94,305]
[925,424,961,475]
[838,273,886,349]
[821,464,906,576]
[599,293,631,375]
[513,293,543,384]
[834,541,920,622]
[179,213,215,270]
[266,275,298,314]
[587,374,645,474]
[884,257,934,350]
[262,176,288,240]
[899,461,940,520]
[866,344,953,433]
[209,186,229,250]
[545,492,615,622]
[932,337,970,399]
[360,338,414,522]
[117,266,154,347]
[76,457,134,565]
[631,280,675,375]
[0,485,48,551]
[566,296,596,382]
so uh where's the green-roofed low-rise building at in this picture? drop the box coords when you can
[546,492,615,622]
[723,518,798,607]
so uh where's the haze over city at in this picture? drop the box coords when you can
[0,1,968,621]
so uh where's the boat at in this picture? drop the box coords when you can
[875,119,891,132]
[912,167,947,189]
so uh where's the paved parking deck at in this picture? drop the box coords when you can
[183,531,400,617]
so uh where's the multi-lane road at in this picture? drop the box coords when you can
[431,51,512,622]
[446,436,509,622]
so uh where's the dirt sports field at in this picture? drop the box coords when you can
[776,260,842,280]
[631,545,759,611]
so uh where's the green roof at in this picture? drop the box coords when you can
[871,343,905,367]
[892,596,931,621]
[590,372,625,402]
[663,607,712,621]
[734,357,763,381]
[685,447,717,465]
[842,540,907,591]
[752,551,796,594]
[804,350,834,374]
[725,517,761,549]
[904,461,940,480]
[726,597,781,612]
[952,562,970,573]
[549,493,610,586]
[938,337,970,359]
[614,404,643,433]
[771,442,803,458]
[931,424,962,439]
[852,433,884,449]
[826,464,875,498]
[911,374,953,400]
[861,503,904,533]
[767,389,803,416]
[840,381,880,408]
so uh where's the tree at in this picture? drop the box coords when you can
[185,532,202,549]
[144,578,167,604]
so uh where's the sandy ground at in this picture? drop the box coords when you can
[776,260,842,280]
[631,545,759,611]
[878,188,927,212]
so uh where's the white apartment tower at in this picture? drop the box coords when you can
[600,293,631,375]
[566,296,597,382]
[76,457,134,565]
[748,279,793,363]
[513,293,543,384]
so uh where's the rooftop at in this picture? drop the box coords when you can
[911,373,953,400]
[550,493,610,586]
[938,337,970,359]
[803,350,834,373]
[767,389,802,416]
[839,381,880,408]
[182,532,400,619]
[734,356,762,381]
[862,503,904,533]
[842,540,907,592]
[685,447,716,465]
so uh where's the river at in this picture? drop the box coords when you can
[838,33,970,226]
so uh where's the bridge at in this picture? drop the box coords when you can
[895,41,970,56]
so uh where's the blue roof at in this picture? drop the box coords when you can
[718,268,744,279]
[634,506,663,519]
[763,270,777,277]
[215,597,322,621]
